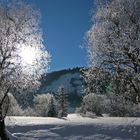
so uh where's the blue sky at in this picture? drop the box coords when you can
[26,0,93,71]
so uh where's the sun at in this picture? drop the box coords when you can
[19,45,37,65]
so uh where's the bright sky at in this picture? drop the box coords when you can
[26,0,94,72]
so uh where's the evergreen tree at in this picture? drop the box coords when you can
[48,96,57,117]
[33,93,57,117]
[57,85,69,117]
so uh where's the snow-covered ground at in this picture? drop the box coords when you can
[6,114,140,140]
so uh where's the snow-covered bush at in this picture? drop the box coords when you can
[24,107,37,116]
[76,93,103,117]
[107,94,139,117]
[7,93,23,116]
[33,93,57,117]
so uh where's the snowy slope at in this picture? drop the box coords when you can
[39,68,85,96]
[6,114,140,140]
[41,73,84,96]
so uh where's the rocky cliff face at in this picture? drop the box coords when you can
[39,67,85,96]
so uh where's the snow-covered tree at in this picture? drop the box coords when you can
[7,93,23,116]
[77,93,103,117]
[24,107,37,116]
[0,0,50,139]
[33,93,57,117]
[81,67,111,95]
[57,85,69,117]
[47,96,57,117]
[85,0,140,104]
[107,94,138,116]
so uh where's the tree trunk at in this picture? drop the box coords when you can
[0,119,9,140]
[0,90,10,140]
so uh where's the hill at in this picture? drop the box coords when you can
[37,67,85,112]
[39,67,85,95]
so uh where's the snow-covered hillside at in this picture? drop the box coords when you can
[41,73,84,96]
[39,68,85,96]
[6,114,140,140]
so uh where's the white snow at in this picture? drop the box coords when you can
[6,114,140,140]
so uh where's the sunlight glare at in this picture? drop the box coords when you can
[19,45,37,65]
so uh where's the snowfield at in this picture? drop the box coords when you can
[6,114,140,140]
